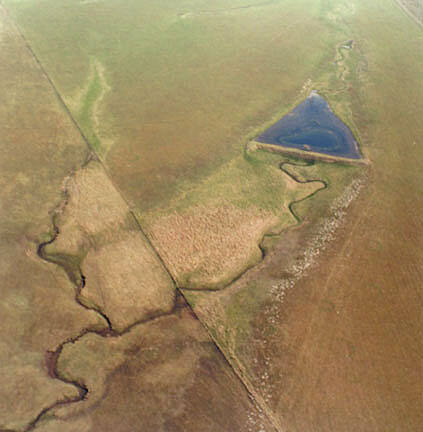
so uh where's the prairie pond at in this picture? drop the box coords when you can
[256,91,362,159]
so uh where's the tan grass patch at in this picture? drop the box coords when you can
[82,234,175,332]
[51,161,129,255]
[64,161,127,233]
[148,204,281,289]
[47,162,175,329]
[142,150,321,290]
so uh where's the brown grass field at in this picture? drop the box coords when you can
[1,0,422,430]
[185,1,423,430]
[0,3,274,431]
[43,161,176,332]
[0,6,106,429]
[141,151,321,289]
[39,302,274,432]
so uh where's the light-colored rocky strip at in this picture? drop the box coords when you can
[270,176,366,306]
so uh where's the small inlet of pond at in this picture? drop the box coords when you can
[256,91,362,160]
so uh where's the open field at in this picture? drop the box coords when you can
[141,150,322,289]
[3,0,347,209]
[185,0,423,430]
[1,0,422,430]
[0,6,105,429]
[3,0,365,288]
[0,4,275,431]
[42,161,176,332]
[32,300,275,432]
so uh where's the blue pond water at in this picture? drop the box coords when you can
[256,92,361,159]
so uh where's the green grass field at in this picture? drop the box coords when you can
[3,0,367,289]
[4,0,349,206]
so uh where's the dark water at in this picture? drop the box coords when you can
[256,92,362,159]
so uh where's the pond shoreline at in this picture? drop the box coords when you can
[250,141,369,166]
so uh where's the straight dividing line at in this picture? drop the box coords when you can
[177,289,285,432]
[2,4,283,430]
[394,0,423,27]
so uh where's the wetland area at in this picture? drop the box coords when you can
[256,91,362,160]
[0,0,422,431]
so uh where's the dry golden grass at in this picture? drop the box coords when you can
[141,151,321,289]
[149,204,277,289]
[149,172,320,289]
[46,162,175,331]
[51,162,130,256]
[82,234,175,332]
[60,161,128,235]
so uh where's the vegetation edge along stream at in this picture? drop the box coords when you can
[181,156,328,292]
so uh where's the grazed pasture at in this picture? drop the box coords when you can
[186,0,423,430]
[0,3,276,431]
[1,0,422,430]
[3,0,365,289]
[3,0,342,206]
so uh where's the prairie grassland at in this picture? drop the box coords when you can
[3,0,422,429]
[3,0,346,208]
[187,0,423,430]
[44,162,175,332]
[0,5,106,430]
[45,305,274,432]
[3,0,365,291]
[0,3,272,430]
[141,150,323,289]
